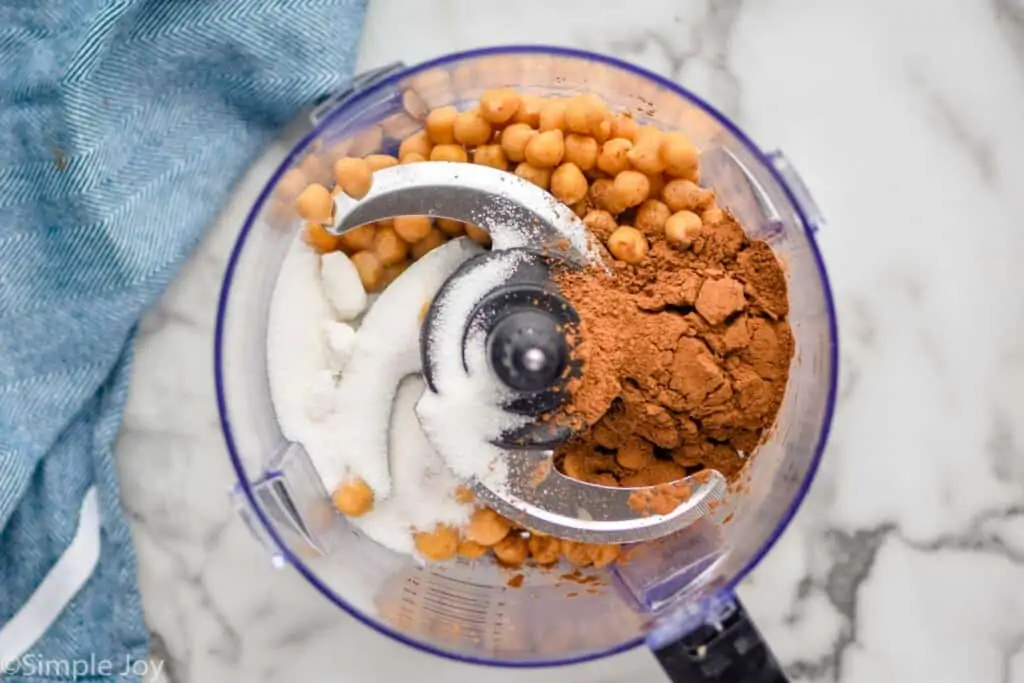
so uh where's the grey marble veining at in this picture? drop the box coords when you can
[116,1,1024,681]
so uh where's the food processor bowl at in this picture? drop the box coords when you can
[215,46,837,680]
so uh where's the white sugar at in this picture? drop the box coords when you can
[320,251,367,321]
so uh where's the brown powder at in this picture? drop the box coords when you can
[552,213,793,490]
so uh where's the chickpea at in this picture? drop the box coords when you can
[616,438,655,470]
[305,222,342,254]
[593,118,613,145]
[646,172,666,202]
[399,129,433,159]
[661,178,713,212]
[365,154,399,172]
[333,157,373,199]
[276,167,308,201]
[333,478,374,517]
[627,127,666,174]
[464,224,492,246]
[466,507,512,546]
[373,226,410,266]
[414,524,459,561]
[664,210,703,247]
[479,88,521,125]
[633,199,671,236]
[454,485,475,503]
[596,138,632,176]
[453,109,492,147]
[296,183,334,222]
[426,106,458,144]
[607,226,649,264]
[570,200,589,218]
[492,533,529,568]
[550,162,588,205]
[473,144,509,171]
[538,98,567,132]
[458,538,489,560]
[382,261,411,286]
[500,123,537,163]
[514,162,552,190]
[524,129,565,168]
[299,152,331,185]
[612,170,650,208]
[430,144,469,163]
[589,178,626,214]
[583,209,618,241]
[702,206,726,225]
[436,218,466,237]
[338,223,376,253]
[410,228,446,259]
[513,93,543,127]
[527,535,561,566]
[561,540,593,567]
[561,449,586,480]
[564,94,607,136]
[350,250,384,292]
[591,543,621,569]
[610,113,639,141]
[563,134,598,171]
[660,132,700,177]
[400,152,427,164]
[392,215,432,243]
[587,472,619,487]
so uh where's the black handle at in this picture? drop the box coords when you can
[651,599,788,683]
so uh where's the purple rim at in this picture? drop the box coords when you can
[214,44,839,668]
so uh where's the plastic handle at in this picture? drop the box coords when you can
[649,598,788,683]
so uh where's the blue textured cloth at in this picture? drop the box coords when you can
[0,1,367,680]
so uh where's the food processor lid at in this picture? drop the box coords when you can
[323,161,728,544]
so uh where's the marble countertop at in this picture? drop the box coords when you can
[115,1,1024,681]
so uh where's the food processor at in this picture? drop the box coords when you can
[215,46,837,682]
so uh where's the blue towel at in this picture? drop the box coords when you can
[0,1,367,679]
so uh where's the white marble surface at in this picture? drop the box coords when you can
[115,1,1024,681]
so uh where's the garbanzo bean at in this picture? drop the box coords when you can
[527,534,561,566]
[593,118,612,144]
[365,154,399,172]
[524,129,565,168]
[702,206,725,224]
[589,177,626,214]
[615,438,655,470]
[350,250,384,292]
[410,228,446,259]
[333,157,373,199]
[610,113,639,141]
[454,485,475,504]
[514,162,552,190]
[660,132,699,178]
[425,106,458,144]
[338,223,376,253]
[479,88,521,125]
[430,144,469,163]
[596,138,632,176]
[664,210,702,247]
[296,183,334,222]
[583,209,618,241]
[464,224,492,246]
[305,222,342,254]
[453,109,492,147]
[590,543,621,569]
[436,218,466,237]
[373,226,409,266]
[382,261,411,286]
[473,144,509,171]
[492,533,529,568]
[466,508,512,546]
[400,152,427,164]
[627,126,666,174]
[458,538,489,559]
[333,478,374,517]
[564,134,598,171]
[607,226,649,264]
[399,129,433,159]
[513,93,543,127]
[570,200,589,218]
[565,94,607,136]
[661,178,713,212]
[550,162,588,205]
[414,524,459,561]
[646,172,666,202]
[612,169,650,208]
[500,123,536,163]
[538,98,567,132]
[560,540,593,567]
[635,199,671,235]
[393,215,432,243]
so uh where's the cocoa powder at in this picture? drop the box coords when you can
[553,213,793,488]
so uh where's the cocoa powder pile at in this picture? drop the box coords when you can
[553,213,793,487]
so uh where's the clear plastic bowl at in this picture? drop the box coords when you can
[215,46,838,669]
